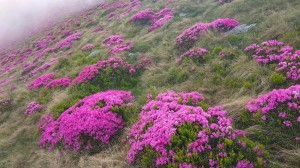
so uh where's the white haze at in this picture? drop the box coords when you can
[0,0,102,49]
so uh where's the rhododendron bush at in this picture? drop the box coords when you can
[177,47,209,63]
[176,18,239,48]
[28,73,55,90]
[102,34,132,55]
[131,8,173,32]
[245,40,300,81]
[39,90,134,151]
[45,78,71,88]
[81,44,95,52]
[24,101,43,116]
[127,91,268,167]
[72,57,151,89]
[245,85,300,141]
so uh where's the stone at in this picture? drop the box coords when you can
[225,24,256,35]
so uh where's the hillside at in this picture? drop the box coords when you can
[0,0,300,167]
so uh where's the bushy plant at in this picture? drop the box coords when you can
[131,8,174,32]
[102,35,132,55]
[245,40,300,82]
[177,47,209,63]
[24,101,43,116]
[45,78,72,88]
[72,57,151,89]
[245,85,300,141]
[81,44,95,52]
[176,18,239,49]
[39,90,135,152]
[128,91,269,167]
[28,73,55,90]
[270,73,286,86]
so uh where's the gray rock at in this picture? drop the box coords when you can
[179,13,187,17]
[225,24,256,35]
[88,50,100,57]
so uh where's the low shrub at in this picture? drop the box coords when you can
[28,73,55,90]
[245,85,300,142]
[128,91,269,167]
[176,18,239,49]
[39,90,135,152]
[270,73,286,86]
[24,101,43,116]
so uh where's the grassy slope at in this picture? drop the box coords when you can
[0,0,300,167]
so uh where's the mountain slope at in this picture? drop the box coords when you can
[0,0,300,167]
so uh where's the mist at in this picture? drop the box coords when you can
[0,0,102,49]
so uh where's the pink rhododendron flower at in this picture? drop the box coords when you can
[39,90,134,152]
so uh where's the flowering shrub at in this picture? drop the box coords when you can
[39,90,134,152]
[131,8,173,32]
[244,40,300,81]
[34,36,56,50]
[246,85,300,140]
[29,58,59,77]
[177,47,209,63]
[102,34,132,55]
[55,31,82,49]
[130,8,155,25]
[45,78,71,88]
[92,25,103,32]
[60,30,72,38]
[24,101,43,115]
[128,91,269,167]
[211,18,240,31]
[81,44,95,52]
[28,73,55,90]
[102,34,124,47]
[72,57,137,87]
[176,18,239,48]
[244,40,294,64]
[277,50,300,81]
[110,41,133,55]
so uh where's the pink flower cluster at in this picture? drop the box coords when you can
[102,34,132,55]
[29,58,59,77]
[45,78,71,88]
[102,34,124,47]
[33,36,56,50]
[39,90,134,151]
[176,18,239,47]
[246,85,300,138]
[110,41,133,55]
[28,73,55,90]
[245,40,300,81]
[24,101,43,116]
[98,0,141,21]
[60,30,73,38]
[55,31,82,49]
[177,47,209,63]
[211,18,240,31]
[36,32,82,57]
[128,91,266,167]
[81,44,95,52]
[92,25,103,32]
[131,8,174,32]
[72,57,136,84]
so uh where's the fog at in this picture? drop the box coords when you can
[0,0,102,49]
